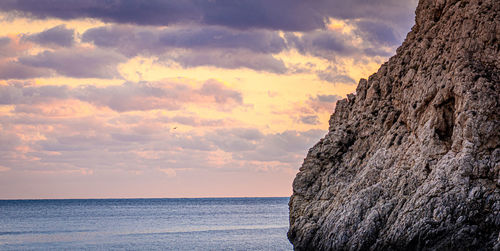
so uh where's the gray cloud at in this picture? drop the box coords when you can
[17,48,126,79]
[286,28,398,61]
[314,65,356,84]
[81,25,288,73]
[160,115,226,127]
[307,94,342,113]
[316,94,341,103]
[285,31,354,60]
[157,26,286,54]
[81,26,161,57]
[0,0,417,33]
[0,60,51,79]
[207,128,263,152]
[232,129,325,162]
[22,24,75,47]
[316,72,356,84]
[0,79,244,112]
[0,83,68,104]
[76,80,243,112]
[353,20,400,46]
[300,115,320,125]
[167,49,287,74]
[0,37,13,58]
[0,129,21,151]
[0,108,326,173]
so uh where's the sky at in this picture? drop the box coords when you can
[0,0,418,199]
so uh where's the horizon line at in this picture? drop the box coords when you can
[0,196,292,201]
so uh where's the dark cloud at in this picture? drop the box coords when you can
[0,37,12,57]
[198,0,325,31]
[353,20,399,46]
[314,65,356,84]
[362,47,393,57]
[286,28,396,60]
[316,94,341,103]
[81,26,160,57]
[157,26,286,54]
[0,0,323,31]
[22,25,75,47]
[285,31,354,60]
[165,49,287,74]
[0,79,244,112]
[307,94,342,112]
[317,72,356,84]
[0,0,417,32]
[81,25,288,73]
[0,60,51,79]
[300,115,319,125]
[17,48,126,79]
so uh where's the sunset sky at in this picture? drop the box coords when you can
[0,0,418,199]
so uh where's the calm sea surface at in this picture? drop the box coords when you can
[0,197,292,250]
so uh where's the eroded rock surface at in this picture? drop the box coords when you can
[288,0,499,250]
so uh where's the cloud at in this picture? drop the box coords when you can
[0,105,326,176]
[307,94,342,113]
[0,37,14,58]
[0,60,51,79]
[314,65,356,84]
[0,82,68,104]
[0,129,21,151]
[353,20,399,46]
[0,0,417,33]
[160,115,226,127]
[316,71,356,84]
[300,115,320,125]
[0,36,125,80]
[232,129,326,162]
[157,26,286,54]
[17,47,126,79]
[285,31,354,60]
[0,0,323,31]
[198,79,242,104]
[81,26,161,57]
[76,79,243,112]
[207,128,264,152]
[0,79,244,112]
[22,24,75,47]
[0,35,31,59]
[81,25,288,73]
[166,49,287,74]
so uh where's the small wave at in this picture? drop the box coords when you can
[119,225,288,237]
[0,229,95,236]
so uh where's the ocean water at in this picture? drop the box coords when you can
[0,197,292,250]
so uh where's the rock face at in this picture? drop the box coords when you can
[288,0,500,250]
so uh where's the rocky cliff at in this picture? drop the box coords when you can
[288,0,499,250]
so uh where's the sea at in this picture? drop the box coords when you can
[0,197,292,250]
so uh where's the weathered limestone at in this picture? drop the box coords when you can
[288,0,499,249]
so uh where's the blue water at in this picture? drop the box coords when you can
[0,197,292,250]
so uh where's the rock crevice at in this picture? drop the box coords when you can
[288,0,499,249]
